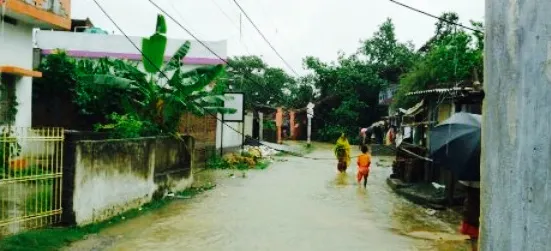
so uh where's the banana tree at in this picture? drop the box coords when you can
[84,14,235,134]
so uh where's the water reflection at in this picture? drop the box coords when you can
[333,172,350,187]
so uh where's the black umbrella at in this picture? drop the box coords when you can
[430,112,481,181]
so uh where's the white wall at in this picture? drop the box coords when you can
[35,30,227,62]
[34,30,227,103]
[215,112,254,150]
[0,22,34,128]
[71,137,194,226]
[216,113,243,150]
[244,112,253,137]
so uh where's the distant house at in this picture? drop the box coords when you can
[378,84,397,106]
[403,86,483,146]
[379,84,399,127]
[70,18,94,32]
[391,84,483,204]
[0,0,71,128]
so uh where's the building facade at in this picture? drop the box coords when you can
[0,0,71,127]
[378,84,397,106]
[379,84,398,121]
[34,30,227,73]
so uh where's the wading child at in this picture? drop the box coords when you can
[357,145,371,187]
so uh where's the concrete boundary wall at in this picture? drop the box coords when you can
[62,132,194,226]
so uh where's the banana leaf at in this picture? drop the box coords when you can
[80,75,135,89]
[167,67,182,88]
[179,65,224,78]
[142,15,168,73]
[180,65,225,94]
[154,14,167,34]
[194,95,226,104]
[163,41,190,72]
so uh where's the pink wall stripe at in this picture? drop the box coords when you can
[41,49,226,65]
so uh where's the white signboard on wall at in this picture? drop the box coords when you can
[223,92,244,122]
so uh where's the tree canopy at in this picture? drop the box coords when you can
[226,56,296,110]
[393,13,484,109]
[214,13,484,143]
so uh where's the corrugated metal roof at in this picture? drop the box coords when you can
[406,87,474,96]
[403,100,424,116]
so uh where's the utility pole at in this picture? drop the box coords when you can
[306,102,314,146]
[482,1,551,250]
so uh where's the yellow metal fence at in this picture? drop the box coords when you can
[0,127,64,236]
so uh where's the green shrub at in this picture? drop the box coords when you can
[94,113,159,139]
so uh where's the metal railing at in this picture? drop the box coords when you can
[0,127,64,236]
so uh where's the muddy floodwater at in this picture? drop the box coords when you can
[65,143,471,251]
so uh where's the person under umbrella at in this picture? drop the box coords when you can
[459,180,480,251]
[429,112,481,250]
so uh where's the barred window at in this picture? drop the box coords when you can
[0,74,17,125]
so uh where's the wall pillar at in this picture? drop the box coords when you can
[482,1,551,249]
[275,108,282,144]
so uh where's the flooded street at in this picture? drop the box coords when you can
[66,143,470,251]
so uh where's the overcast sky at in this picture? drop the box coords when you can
[72,0,484,75]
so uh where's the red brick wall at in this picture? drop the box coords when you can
[179,113,218,166]
[179,113,217,145]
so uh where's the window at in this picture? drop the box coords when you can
[0,75,17,125]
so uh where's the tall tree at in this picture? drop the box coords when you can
[226,56,295,109]
[393,13,484,109]
[302,18,416,142]
[359,18,417,84]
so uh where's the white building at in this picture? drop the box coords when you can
[0,0,71,128]
[34,30,228,72]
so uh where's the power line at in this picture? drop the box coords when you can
[388,0,484,33]
[148,0,302,112]
[209,0,238,30]
[207,0,253,55]
[91,0,324,160]
[90,0,246,135]
[248,0,301,60]
[229,0,300,76]
[168,1,205,39]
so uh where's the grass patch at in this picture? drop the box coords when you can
[254,160,269,170]
[0,185,215,251]
[25,188,53,214]
[302,143,315,154]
